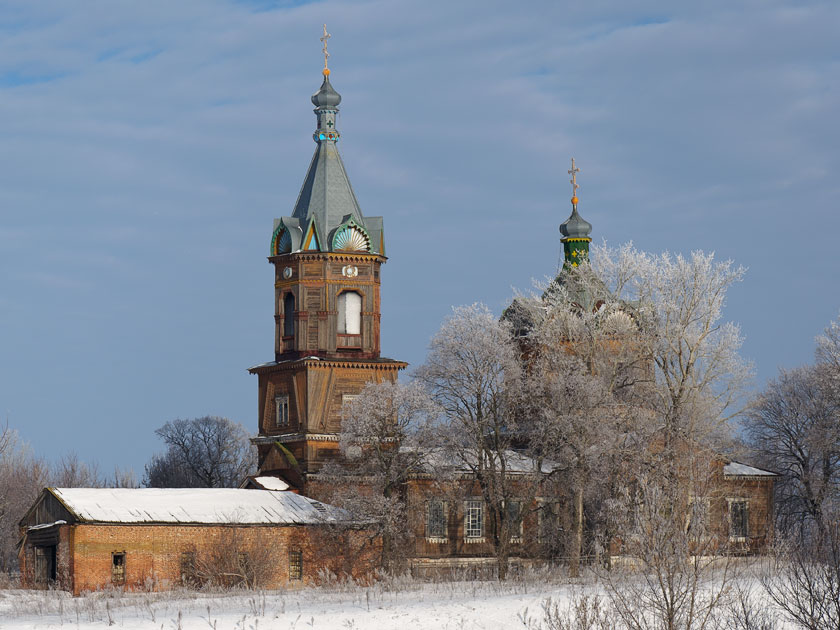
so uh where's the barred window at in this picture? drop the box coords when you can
[426,499,448,541]
[729,500,749,541]
[464,500,484,541]
[111,552,126,585]
[289,550,303,581]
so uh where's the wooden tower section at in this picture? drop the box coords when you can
[249,64,406,489]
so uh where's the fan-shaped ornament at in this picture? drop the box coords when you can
[273,228,292,255]
[333,225,370,252]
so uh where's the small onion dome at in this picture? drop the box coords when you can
[311,73,341,109]
[559,204,592,240]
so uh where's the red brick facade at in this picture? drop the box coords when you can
[20,522,378,595]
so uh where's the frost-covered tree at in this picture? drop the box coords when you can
[320,380,439,570]
[511,262,653,576]
[417,303,540,580]
[593,243,751,447]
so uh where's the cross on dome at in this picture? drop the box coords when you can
[568,157,580,204]
[320,24,331,73]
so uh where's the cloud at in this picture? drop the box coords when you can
[0,0,837,474]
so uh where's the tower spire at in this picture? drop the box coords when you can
[559,157,592,267]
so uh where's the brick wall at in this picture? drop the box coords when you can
[22,523,378,595]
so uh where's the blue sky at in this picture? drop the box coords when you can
[0,0,838,476]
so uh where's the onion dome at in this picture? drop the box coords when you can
[559,158,592,267]
[311,72,342,109]
[559,205,592,240]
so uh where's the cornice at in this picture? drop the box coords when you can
[268,252,386,264]
[251,433,339,445]
[249,358,407,374]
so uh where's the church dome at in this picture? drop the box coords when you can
[559,205,592,240]
[311,73,341,109]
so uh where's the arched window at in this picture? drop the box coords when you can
[283,293,295,337]
[337,291,362,335]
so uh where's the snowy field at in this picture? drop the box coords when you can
[0,573,796,630]
[0,577,567,630]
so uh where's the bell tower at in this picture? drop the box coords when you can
[249,31,406,489]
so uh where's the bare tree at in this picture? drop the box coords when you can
[746,365,840,534]
[416,303,540,580]
[762,522,840,630]
[0,429,50,574]
[144,416,255,488]
[319,380,439,571]
[603,467,738,630]
[51,452,103,488]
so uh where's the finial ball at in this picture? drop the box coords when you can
[571,196,578,205]
[323,68,330,76]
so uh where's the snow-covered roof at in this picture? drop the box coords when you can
[723,462,777,477]
[403,447,555,475]
[48,488,346,525]
[250,476,291,491]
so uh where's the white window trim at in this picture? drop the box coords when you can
[464,499,485,543]
[727,498,749,543]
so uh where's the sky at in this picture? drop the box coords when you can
[0,0,838,477]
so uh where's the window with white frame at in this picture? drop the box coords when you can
[729,499,749,541]
[426,499,448,542]
[464,500,484,542]
[275,394,289,427]
[337,291,362,335]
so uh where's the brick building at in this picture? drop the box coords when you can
[248,62,779,567]
[19,488,377,594]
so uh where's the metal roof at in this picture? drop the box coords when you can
[723,461,777,477]
[48,487,347,525]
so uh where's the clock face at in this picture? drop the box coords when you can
[283,267,293,279]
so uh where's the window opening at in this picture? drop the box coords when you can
[289,550,303,581]
[112,552,126,585]
[729,499,749,541]
[337,291,362,335]
[283,293,295,337]
[506,500,523,543]
[275,394,290,428]
[426,499,448,542]
[464,500,484,542]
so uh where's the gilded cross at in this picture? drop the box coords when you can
[320,24,331,70]
[568,158,580,199]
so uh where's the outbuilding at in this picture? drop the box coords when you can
[19,487,377,594]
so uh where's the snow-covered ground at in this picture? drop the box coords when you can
[0,573,796,630]
[0,577,566,629]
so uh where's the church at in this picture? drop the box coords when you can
[18,37,778,593]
